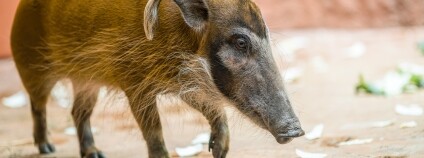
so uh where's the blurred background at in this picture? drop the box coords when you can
[1,0,424,157]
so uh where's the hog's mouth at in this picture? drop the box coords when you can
[276,137,294,144]
[275,130,305,144]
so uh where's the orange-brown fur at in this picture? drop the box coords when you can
[12,0,226,157]
[11,0,304,157]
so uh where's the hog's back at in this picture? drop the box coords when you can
[12,0,197,87]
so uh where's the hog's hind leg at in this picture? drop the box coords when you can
[25,79,57,154]
[71,82,104,158]
[11,0,58,154]
[14,64,57,154]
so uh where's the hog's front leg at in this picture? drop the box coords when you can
[180,93,229,158]
[208,114,229,158]
[177,57,230,157]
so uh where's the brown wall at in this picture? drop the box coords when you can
[255,0,424,29]
[0,0,19,58]
[1,0,423,58]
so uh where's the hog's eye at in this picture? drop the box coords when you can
[231,35,250,51]
[236,38,247,49]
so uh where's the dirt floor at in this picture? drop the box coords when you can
[1,27,424,158]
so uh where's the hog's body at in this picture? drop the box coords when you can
[11,0,304,158]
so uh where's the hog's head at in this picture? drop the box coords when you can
[145,0,304,144]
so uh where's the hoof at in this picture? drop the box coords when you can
[84,152,105,158]
[81,147,105,158]
[38,143,56,154]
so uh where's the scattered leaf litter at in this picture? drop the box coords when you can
[400,121,417,128]
[1,91,28,108]
[191,133,210,144]
[175,144,203,157]
[305,124,324,140]
[398,63,424,76]
[295,149,327,158]
[338,138,373,146]
[356,63,424,96]
[356,72,410,96]
[395,104,423,116]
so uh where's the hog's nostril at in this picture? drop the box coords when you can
[297,129,305,137]
[288,129,304,137]
[278,128,305,138]
[253,110,261,117]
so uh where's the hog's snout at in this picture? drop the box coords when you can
[275,128,305,144]
[270,119,304,144]
[275,129,304,144]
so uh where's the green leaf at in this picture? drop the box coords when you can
[410,74,424,87]
[418,41,424,55]
[355,74,384,95]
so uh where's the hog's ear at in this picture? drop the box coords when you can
[144,0,163,40]
[173,0,209,31]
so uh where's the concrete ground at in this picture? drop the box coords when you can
[1,27,424,158]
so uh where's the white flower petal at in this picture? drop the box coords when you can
[64,127,98,136]
[370,120,394,128]
[295,149,327,158]
[347,42,366,59]
[2,91,27,108]
[283,67,303,83]
[191,133,210,144]
[395,104,423,116]
[400,121,417,128]
[305,124,324,140]
[175,144,203,157]
[338,138,373,146]
[51,81,73,108]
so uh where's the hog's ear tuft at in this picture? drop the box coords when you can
[144,0,162,40]
[173,0,209,31]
